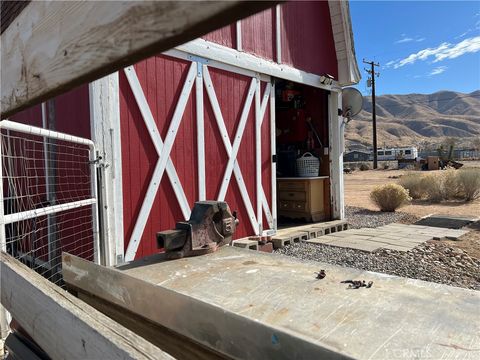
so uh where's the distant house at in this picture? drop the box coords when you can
[344,150,371,162]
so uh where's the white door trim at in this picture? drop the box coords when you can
[124,63,196,261]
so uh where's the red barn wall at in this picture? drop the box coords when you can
[202,2,338,79]
[280,1,337,78]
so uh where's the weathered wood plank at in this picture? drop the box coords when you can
[1,1,276,118]
[0,252,173,360]
[74,291,227,360]
[62,252,349,360]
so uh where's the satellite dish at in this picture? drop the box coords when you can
[342,87,363,121]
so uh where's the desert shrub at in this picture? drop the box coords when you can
[442,167,461,200]
[359,162,370,171]
[422,174,445,203]
[399,173,425,199]
[457,168,480,201]
[370,183,412,212]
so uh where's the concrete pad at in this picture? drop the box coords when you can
[232,239,258,250]
[326,240,381,252]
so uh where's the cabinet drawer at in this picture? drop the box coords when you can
[279,200,293,210]
[279,191,306,201]
[292,202,306,211]
[278,181,307,191]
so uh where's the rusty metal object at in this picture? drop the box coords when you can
[157,201,239,259]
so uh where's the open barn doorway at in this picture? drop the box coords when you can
[274,80,332,229]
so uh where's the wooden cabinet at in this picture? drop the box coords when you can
[277,177,328,222]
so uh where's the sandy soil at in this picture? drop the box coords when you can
[344,165,480,260]
[344,168,480,218]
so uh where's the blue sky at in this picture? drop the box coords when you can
[349,1,480,95]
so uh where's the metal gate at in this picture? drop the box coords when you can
[0,120,99,287]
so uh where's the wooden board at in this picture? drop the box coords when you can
[74,291,227,360]
[62,252,350,360]
[0,252,172,360]
[1,1,276,118]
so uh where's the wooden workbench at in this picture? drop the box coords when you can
[63,247,480,360]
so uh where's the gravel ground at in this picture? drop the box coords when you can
[345,206,420,229]
[275,241,480,290]
[275,206,479,290]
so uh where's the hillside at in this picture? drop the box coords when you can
[345,90,480,149]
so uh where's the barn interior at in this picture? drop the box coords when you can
[275,80,332,225]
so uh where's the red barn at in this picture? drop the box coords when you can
[8,1,360,263]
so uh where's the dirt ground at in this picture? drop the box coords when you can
[344,163,480,260]
[344,168,480,218]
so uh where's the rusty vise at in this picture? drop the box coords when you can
[156,201,239,259]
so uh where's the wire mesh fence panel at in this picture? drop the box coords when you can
[0,120,98,288]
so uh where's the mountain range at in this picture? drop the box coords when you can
[345,90,480,149]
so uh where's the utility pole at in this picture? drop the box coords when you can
[363,59,380,169]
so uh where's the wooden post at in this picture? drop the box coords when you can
[0,252,172,359]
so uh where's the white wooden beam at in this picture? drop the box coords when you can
[89,73,125,266]
[270,81,277,232]
[217,78,256,202]
[1,0,277,118]
[0,252,171,359]
[125,64,196,262]
[275,5,282,64]
[328,92,345,220]
[255,79,262,234]
[203,67,258,233]
[195,63,206,201]
[236,21,243,51]
[176,39,339,91]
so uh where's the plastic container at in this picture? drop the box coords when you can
[296,152,320,177]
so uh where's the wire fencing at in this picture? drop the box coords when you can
[0,120,99,287]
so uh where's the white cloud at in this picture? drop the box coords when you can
[396,37,414,44]
[395,34,426,44]
[391,36,480,68]
[429,66,447,75]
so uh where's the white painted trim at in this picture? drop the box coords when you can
[275,5,282,64]
[217,78,256,201]
[236,21,242,51]
[328,92,344,220]
[124,65,195,261]
[175,39,338,91]
[195,62,206,201]
[89,72,124,266]
[255,79,262,234]
[203,67,258,233]
[164,49,269,82]
[270,80,277,231]
[328,0,361,86]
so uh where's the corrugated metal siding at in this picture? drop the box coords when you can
[241,8,276,61]
[280,1,338,78]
